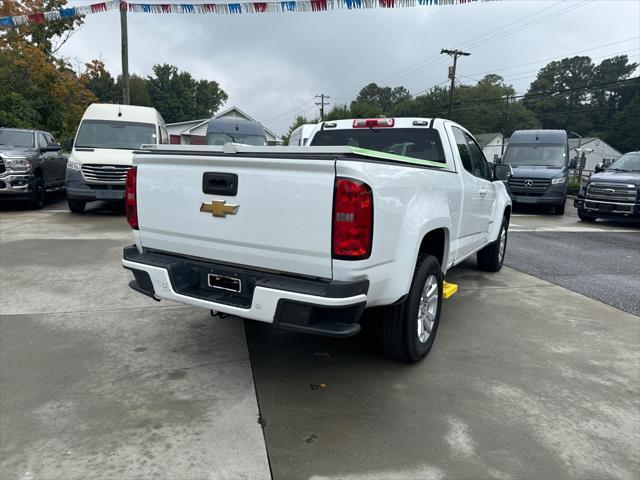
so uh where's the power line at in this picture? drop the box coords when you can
[315,94,330,121]
[441,49,471,118]
[457,104,640,121]
[384,0,592,87]
[462,36,640,77]
[380,0,566,85]
[259,97,316,124]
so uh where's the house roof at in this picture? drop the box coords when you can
[475,133,501,147]
[166,106,282,142]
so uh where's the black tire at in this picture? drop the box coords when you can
[29,177,45,209]
[477,216,508,272]
[378,255,443,363]
[68,199,86,214]
[578,210,596,222]
[554,202,565,215]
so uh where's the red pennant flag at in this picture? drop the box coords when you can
[28,13,45,24]
[311,0,328,11]
[91,2,107,13]
[380,0,395,7]
[253,3,268,12]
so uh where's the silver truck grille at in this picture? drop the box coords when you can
[0,159,5,175]
[81,164,130,183]
[586,182,637,203]
[508,177,550,194]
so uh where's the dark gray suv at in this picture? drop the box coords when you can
[0,128,67,209]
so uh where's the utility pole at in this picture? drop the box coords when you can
[315,94,330,121]
[501,95,510,158]
[441,49,470,119]
[120,3,130,105]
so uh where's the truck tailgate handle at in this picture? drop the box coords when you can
[202,172,238,196]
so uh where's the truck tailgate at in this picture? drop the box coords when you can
[135,154,336,279]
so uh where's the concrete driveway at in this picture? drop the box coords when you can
[1,198,638,480]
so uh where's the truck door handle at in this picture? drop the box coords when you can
[202,172,238,196]
[479,188,488,197]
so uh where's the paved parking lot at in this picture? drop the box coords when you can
[1,198,639,480]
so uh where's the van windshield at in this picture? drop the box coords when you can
[503,145,566,167]
[310,128,446,163]
[206,133,267,146]
[75,120,156,149]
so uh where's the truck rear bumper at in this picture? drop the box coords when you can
[122,246,368,337]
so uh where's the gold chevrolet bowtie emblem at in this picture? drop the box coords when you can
[200,200,240,218]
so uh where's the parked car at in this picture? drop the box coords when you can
[121,117,512,363]
[288,123,317,146]
[206,117,267,146]
[574,151,640,222]
[501,129,572,215]
[0,128,67,209]
[65,103,168,214]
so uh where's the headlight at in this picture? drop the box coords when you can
[551,177,566,185]
[66,160,81,171]
[5,157,31,171]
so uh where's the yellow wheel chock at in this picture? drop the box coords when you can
[443,281,458,299]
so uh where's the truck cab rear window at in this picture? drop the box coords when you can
[310,128,446,164]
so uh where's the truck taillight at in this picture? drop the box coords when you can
[125,167,138,230]
[333,178,373,259]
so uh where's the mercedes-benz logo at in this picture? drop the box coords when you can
[524,179,534,188]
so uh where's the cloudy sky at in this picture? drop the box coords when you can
[58,0,640,135]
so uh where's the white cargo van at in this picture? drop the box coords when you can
[65,104,167,213]
[288,123,317,146]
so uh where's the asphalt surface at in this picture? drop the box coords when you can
[1,196,639,480]
[505,201,640,316]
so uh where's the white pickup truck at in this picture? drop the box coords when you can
[122,118,513,362]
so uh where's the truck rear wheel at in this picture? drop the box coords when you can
[378,255,443,363]
[477,216,508,272]
[68,199,86,214]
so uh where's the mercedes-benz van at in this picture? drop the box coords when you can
[501,129,570,215]
[206,117,267,146]
[65,104,167,213]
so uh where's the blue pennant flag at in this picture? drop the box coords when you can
[229,3,242,13]
[59,7,76,18]
[281,1,296,11]
[0,16,14,26]
[181,4,194,13]
[141,4,152,13]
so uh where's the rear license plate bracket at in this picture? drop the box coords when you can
[207,273,242,293]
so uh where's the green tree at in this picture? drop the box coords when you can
[350,83,412,117]
[603,95,640,152]
[324,104,352,121]
[114,74,152,106]
[1,1,83,56]
[146,64,227,123]
[81,59,116,102]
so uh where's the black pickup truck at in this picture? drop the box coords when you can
[574,151,640,222]
[0,128,67,209]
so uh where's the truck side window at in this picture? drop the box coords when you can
[464,132,491,180]
[37,133,48,149]
[452,127,473,174]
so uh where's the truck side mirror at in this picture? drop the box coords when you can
[63,138,74,151]
[43,142,61,152]
[568,158,577,169]
[494,164,513,181]
[594,163,604,173]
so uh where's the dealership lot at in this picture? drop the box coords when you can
[1,198,639,480]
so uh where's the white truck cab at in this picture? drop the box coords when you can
[122,117,512,363]
[65,103,167,213]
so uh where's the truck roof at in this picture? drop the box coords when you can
[509,129,567,145]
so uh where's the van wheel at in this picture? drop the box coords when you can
[477,216,508,272]
[68,199,86,214]
[378,255,443,363]
[29,177,45,209]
